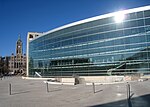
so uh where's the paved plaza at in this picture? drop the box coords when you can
[0,77,150,107]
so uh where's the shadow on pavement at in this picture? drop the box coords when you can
[95,90,103,93]
[48,89,61,92]
[89,94,150,107]
[130,93,134,98]
[11,91,31,95]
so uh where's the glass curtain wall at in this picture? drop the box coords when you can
[28,9,150,77]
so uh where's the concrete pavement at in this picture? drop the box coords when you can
[0,76,150,107]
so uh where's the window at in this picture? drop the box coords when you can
[145,18,150,25]
[123,20,138,28]
[137,11,143,18]
[138,27,145,33]
[130,13,136,19]
[145,26,150,32]
[29,34,33,38]
[137,19,144,26]
[144,10,150,17]
[116,23,123,29]
[130,20,137,27]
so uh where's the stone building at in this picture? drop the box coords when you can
[9,36,26,75]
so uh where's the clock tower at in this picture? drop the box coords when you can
[16,35,23,58]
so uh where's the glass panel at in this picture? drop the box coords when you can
[144,10,150,17]
[145,18,150,25]
[137,19,144,26]
[137,11,143,18]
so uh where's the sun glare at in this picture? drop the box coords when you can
[114,11,125,23]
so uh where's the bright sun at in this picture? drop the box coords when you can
[114,11,125,23]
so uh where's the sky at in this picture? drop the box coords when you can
[0,0,150,56]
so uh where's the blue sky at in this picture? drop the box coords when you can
[0,0,150,56]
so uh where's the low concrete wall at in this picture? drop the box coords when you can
[79,76,124,84]
[23,76,125,84]
[24,75,142,85]
[141,75,150,79]
[124,74,140,81]
[23,77,75,85]
[61,78,75,83]
[43,78,75,85]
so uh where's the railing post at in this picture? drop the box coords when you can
[92,82,95,93]
[128,84,130,100]
[46,82,49,92]
[9,83,11,95]
[126,83,130,100]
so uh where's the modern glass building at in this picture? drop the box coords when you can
[27,6,150,77]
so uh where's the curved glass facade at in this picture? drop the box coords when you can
[28,6,150,77]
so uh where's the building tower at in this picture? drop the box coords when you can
[16,35,23,58]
